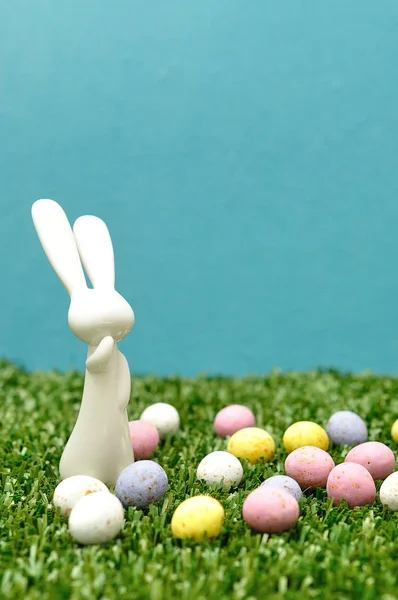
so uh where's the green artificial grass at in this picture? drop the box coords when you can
[2,361,398,600]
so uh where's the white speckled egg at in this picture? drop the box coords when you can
[380,472,398,511]
[140,402,180,439]
[53,475,109,517]
[68,492,124,545]
[196,451,243,489]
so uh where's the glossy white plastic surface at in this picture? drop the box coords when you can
[32,199,135,485]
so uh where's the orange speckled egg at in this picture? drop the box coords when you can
[285,446,335,489]
[242,487,300,534]
[326,462,376,508]
[344,442,395,481]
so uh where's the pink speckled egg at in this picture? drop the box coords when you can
[242,487,300,533]
[285,446,335,489]
[344,441,395,480]
[128,420,160,460]
[326,462,376,508]
[214,404,256,438]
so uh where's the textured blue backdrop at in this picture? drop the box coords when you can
[1,0,398,375]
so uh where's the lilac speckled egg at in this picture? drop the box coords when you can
[214,405,256,438]
[128,420,160,460]
[326,411,368,446]
[242,487,300,533]
[345,442,395,480]
[326,462,376,508]
[115,461,168,509]
[285,446,335,489]
[260,475,303,502]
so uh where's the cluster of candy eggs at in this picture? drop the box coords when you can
[52,402,179,544]
[173,406,397,539]
[53,401,398,544]
[54,460,170,545]
[280,416,395,510]
[172,405,286,539]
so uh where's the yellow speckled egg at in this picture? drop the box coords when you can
[171,496,224,540]
[283,421,329,453]
[391,419,398,443]
[227,427,275,464]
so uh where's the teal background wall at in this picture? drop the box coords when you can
[1,1,398,375]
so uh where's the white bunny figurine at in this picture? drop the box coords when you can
[32,199,135,486]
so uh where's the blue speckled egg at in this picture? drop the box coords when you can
[326,410,368,446]
[115,461,168,509]
[260,475,302,501]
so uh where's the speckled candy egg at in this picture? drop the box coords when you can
[140,402,180,439]
[243,487,300,534]
[196,451,243,489]
[214,404,256,438]
[53,475,109,517]
[260,475,303,502]
[325,411,368,446]
[326,462,376,508]
[283,421,329,453]
[68,491,124,545]
[380,472,398,511]
[171,496,225,540]
[345,442,395,480]
[285,446,335,489]
[391,419,398,443]
[128,420,160,460]
[227,427,275,464]
[115,461,168,509]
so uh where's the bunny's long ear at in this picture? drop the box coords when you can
[32,199,87,296]
[73,215,115,289]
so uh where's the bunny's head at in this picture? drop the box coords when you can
[32,199,135,346]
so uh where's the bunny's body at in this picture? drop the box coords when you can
[32,199,135,486]
[60,343,133,485]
